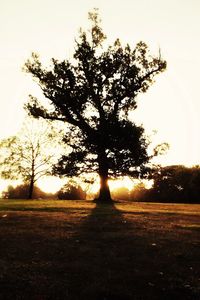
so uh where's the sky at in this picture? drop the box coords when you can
[0,0,200,191]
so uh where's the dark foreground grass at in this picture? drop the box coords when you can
[0,199,200,300]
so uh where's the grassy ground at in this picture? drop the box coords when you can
[0,199,200,299]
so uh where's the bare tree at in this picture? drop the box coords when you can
[0,118,58,199]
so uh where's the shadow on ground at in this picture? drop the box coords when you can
[0,201,199,299]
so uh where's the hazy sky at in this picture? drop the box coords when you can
[1,0,200,168]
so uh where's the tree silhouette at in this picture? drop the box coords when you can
[57,180,86,200]
[0,119,58,199]
[129,181,149,201]
[151,165,200,203]
[24,9,166,202]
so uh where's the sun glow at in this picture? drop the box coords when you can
[88,176,135,195]
[38,177,65,194]
[109,177,134,191]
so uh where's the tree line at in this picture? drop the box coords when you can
[1,181,86,200]
[2,165,199,203]
[111,165,200,204]
[146,165,200,203]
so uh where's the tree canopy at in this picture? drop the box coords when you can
[24,9,167,201]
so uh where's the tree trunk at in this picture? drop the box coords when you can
[97,148,112,202]
[28,177,34,199]
[28,154,35,199]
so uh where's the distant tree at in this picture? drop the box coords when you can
[130,182,149,201]
[151,165,200,203]
[2,183,56,199]
[24,9,166,202]
[0,119,58,199]
[1,185,15,199]
[57,180,86,200]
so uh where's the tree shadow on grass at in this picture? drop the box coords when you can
[65,201,136,300]
[0,201,199,300]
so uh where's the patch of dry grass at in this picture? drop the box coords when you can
[0,199,199,299]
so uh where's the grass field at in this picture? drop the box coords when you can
[0,199,200,299]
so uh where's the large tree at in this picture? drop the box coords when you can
[24,10,166,201]
[0,119,57,199]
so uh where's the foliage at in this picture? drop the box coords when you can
[24,9,166,201]
[57,180,86,200]
[150,165,200,203]
[131,165,200,203]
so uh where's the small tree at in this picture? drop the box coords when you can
[57,181,86,200]
[0,119,58,199]
[129,182,149,202]
[24,9,166,202]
